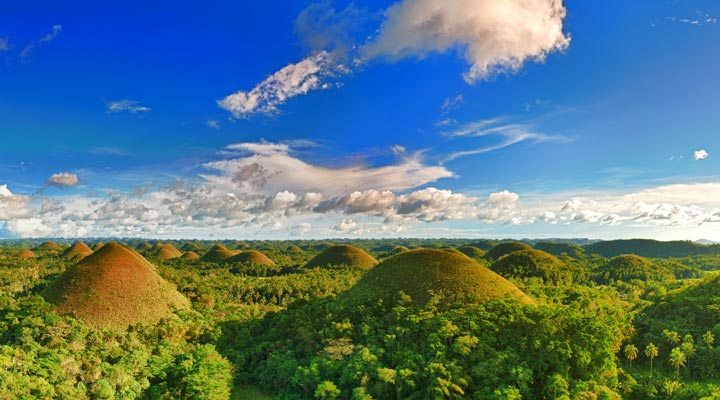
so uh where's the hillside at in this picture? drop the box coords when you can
[533,241,585,258]
[42,242,189,329]
[226,250,275,266]
[484,242,533,262]
[491,249,572,284]
[584,239,720,258]
[200,244,241,263]
[60,242,93,262]
[594,254,675,283]
[152,243,183,260]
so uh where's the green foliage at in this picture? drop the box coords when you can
[484,242,533,262]
[490,249,574,285]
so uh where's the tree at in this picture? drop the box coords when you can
[702,331,715,348]
[644,343,658,375]
[624,344,638,371]
[680,335,696,370]
[669,347,686,380]
[663,329,680,347]
[315,381,341,400]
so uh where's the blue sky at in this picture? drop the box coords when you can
[1,0,719,240]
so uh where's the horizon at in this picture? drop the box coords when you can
[2,0,720,240]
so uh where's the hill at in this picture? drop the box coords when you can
[470,240,499,250]
[343,249,533,306]
[42,242,189,329]
[594,254,674,284]
[60,242,93,262]
[490,249,572,284]
[305,245,377,269]
[153,244,183,260]
[533,241,585,258]
[286,245,304,253]
[584,239,719,258]
[226,250,275,266]
[200,244,240,263]
[484,242,533,262]
[36,241,63,253]
[181,251,200,261]
[92,242,105,251]
[456,245,486,260]
[19,249,37,260]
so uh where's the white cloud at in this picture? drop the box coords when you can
[48,172,79,187]
[107,100,151,114]
[362,0,570,83]
[40,25,62,43]
[207,119,220,129]
[19,24,63,62]
[0,37,9,51]
[218,51,349,118]
[332,218,360,233]
[0,185,32,220]
[444,118,569,162]
[441,94,464,114]
[6,218,53,237]
[694,149,709,160]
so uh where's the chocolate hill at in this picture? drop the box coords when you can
[61,242,93,262]
[153,243,183,260]
[226,250,275,266]
[43,242,189,330]
[305,245,377,270]
[200,244,241,262]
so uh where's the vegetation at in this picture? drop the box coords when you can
[534,241,585,258]
[226,250,275,267]
[484,241,533,262]
[1,237,720,398]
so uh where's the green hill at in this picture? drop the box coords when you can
[305,245,377,269]
[533,241,585,258]
[457,245,486,260]
[491,249,572,284]
[343,249,533,306]
[594,254,674,283]
[43,242,189,330]
[584,239,719,258]
[485,242,533,262]
[36,241,63,253]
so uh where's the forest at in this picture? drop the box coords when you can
[1,237,719,399]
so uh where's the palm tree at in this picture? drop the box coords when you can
[624,344,639,370]
[663,329,680,347]
[702,331,715,348]
[645,342,658,374]
[669,347,686,380]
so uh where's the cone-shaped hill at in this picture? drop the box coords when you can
[634,274,720,344]
[287,245,304,253]
[226,250,275,266]
[200,244,241,263]
[42,242,189,330]
[533,241,585,258]
[343,249,533,306]
[153,243,183,260]
[491,249,572,285]
[305,245,377,269]
[92,242,105,251]
[457,245,486,260]
[37,241,63,252]
[61,242,93,262]
[19,249,37,260]
[484,242,533,262]
[181,251,200,261]
[594,254,674,284]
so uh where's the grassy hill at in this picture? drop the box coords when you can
[153,243,183,260]
[533,241,585,258]
[305,245,377,269]
[43,242,189,329]
[226,250,275,266]
[491,249,572,284]
[201,244,241,263]
[584,239,720,258]
[60,242,93,262]
[594,254,675,283]
[485,242,533,262]
[344,249,533,306]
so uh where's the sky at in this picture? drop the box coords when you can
[1,0,719,240]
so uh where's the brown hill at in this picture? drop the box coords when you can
[153,244,183,260]
[43,242,189,330]
[484,242,533,262]
[344,249,533,306]
[92,242,105,251]
[61,242,93,262]
[200,244,241,263]
[226,250,275,266]
[305,245,377,270]
[37,241,63,252]
[181,251,200,261]
[19,249,37,260]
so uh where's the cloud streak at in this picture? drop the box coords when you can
[106,100,151,114]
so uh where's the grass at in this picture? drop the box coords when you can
[153,244,183,260]
[305,244,377,270]
[457,245,485,260]
[484,242,533,262]
[37,241,63,252]
[43,242,189,330]
[344,248,533,306]
[181,251,200,260]
[19,249,37,259]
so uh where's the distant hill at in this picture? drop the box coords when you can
[584,239,720,258]
[491,249,572,285]
[533,241,585,258]
[593,254,675,283]
[485,242,533,262]
[226,250,275,266]
[305,245,377,269]
[61,242,93,262]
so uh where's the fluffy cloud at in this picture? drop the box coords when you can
[218,51,349,118]
[48,172,79,187]
[694,149,709,160]
[362,0,570,83]
[0,185,32,220]
[107,100,151,114]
